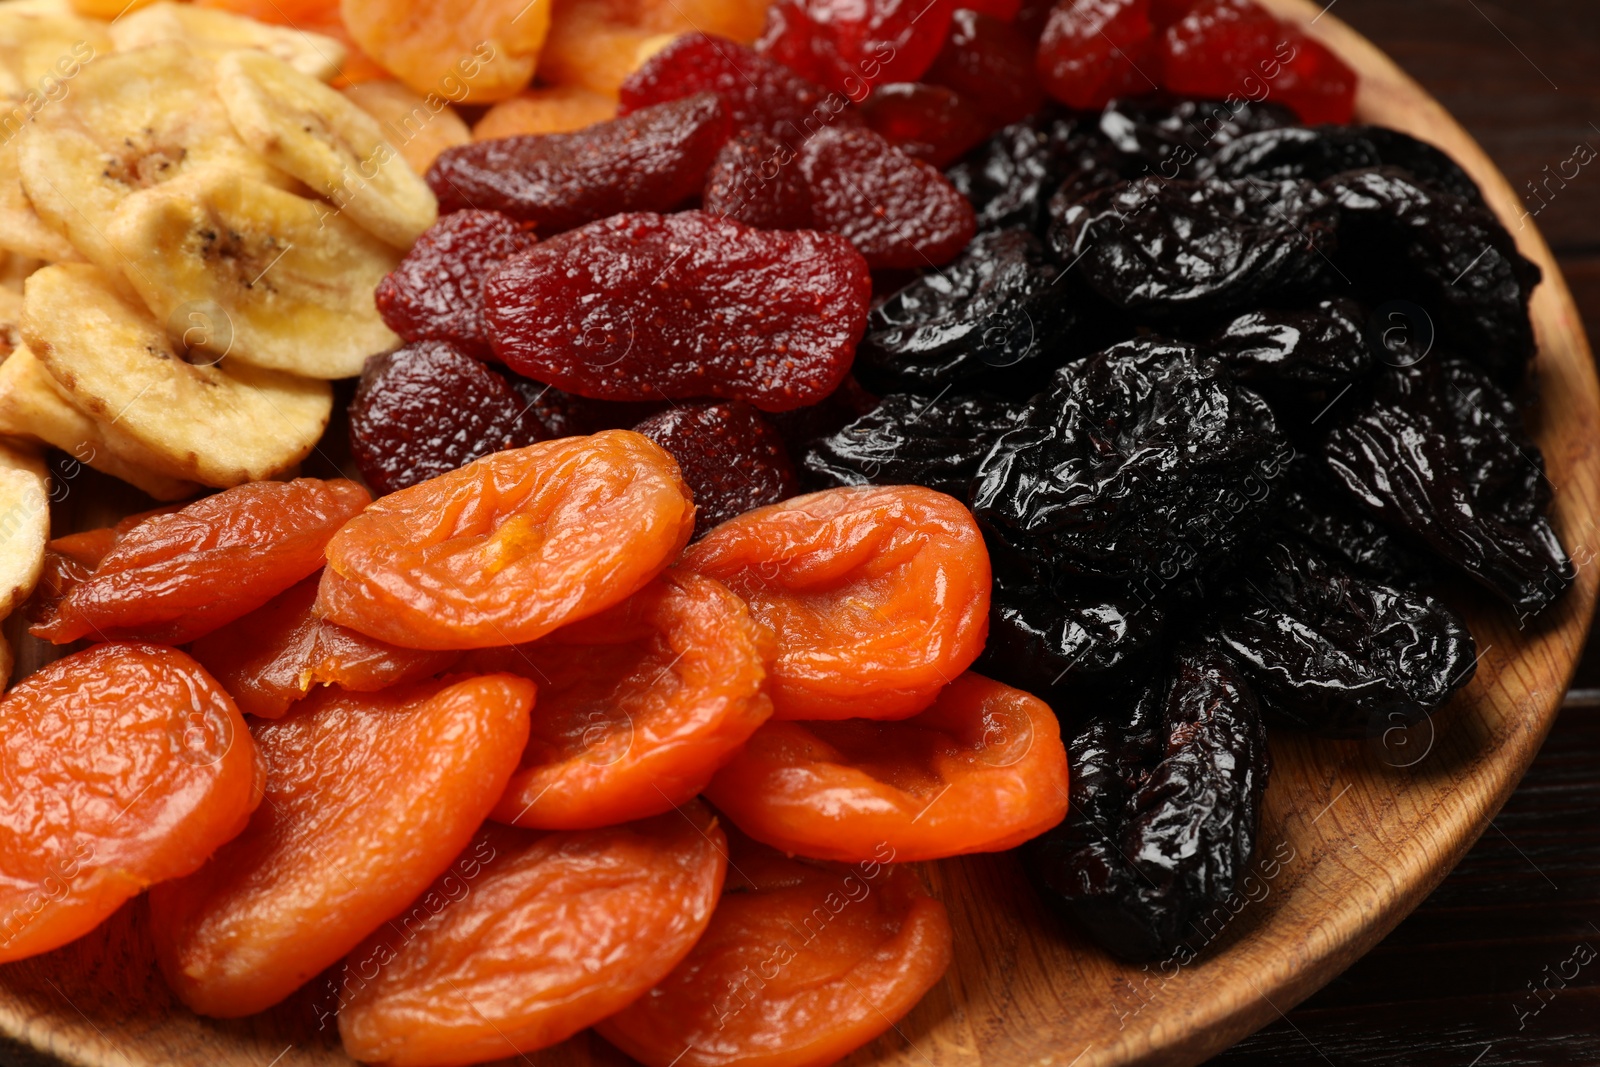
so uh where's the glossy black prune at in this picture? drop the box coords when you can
[977,576,1165,700]
[1049,177,1338,320]
[1322,357,1571,618]
[1324,167,1540,384]
[1212,539,1477,736]
[971,338,1290,590]
[1275,455,1442,589]
[1027,644,1270,962]
[945,119,1060,233]
[1095,96,1299,174]
[802,391,1021,498]
[1206,124,1484,205]
[1208,297,1372,406]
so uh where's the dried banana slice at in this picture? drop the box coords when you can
[0,4,108,100]
[341,79,471,175]
[217,50,437,248]
[20,264,332,488]
[108,169,400,379]
[0,132,82,263]
[111,2,346,82]
[0,251,41,294]
[17,42,286,281]
[0,283,21,357]
[0,342,200,500]
[0,438,48,619]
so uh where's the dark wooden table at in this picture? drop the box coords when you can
[1209,2,1600,1063]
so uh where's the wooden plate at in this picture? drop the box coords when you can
[2,1,1597,1064]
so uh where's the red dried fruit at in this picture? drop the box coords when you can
[34,479,371,646]
[702,128,814,230]
[962,0,1022,20]
[1160,0,1355,124]
[349,342,545,497]
[1150,0,1197,21]
[800,125,977,269]
[633,402,800,538]
[1036,0,1157,110]
[486,211,871,412]
[619,32,861,141]
[427,93,731,233]
[756,0,956,99]
[858,82,992,168]
[508,376,668,438]
[925,9,1045,125]
[374,209,538,358]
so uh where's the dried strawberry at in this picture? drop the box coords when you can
[633,402,800,537]
[375,210,537,358]
[766,374,880,456]
[963,0,1022,20]
[925,10,1045,125]
[703,128,813,229]
[485,211,871,412]
[858,83,993,168]
[350,342,545,496]
[801,125,976,269]
[1150,0,1198,21]
[507,376,667,438]
[619,33,860,142]
[426,94,730,233]
[1036,0,1156,110]
[756,0,956,99]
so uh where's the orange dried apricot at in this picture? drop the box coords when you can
[337,803,727,1066]
[597,834,952,1067]
[340,0,551,103]
[540,0,768,98]
[147,673,534,1017]
[0,644,259,964]
[194,0,391,84]
[317,431,695,650]
[704,672,1070,863]
[460,570,773,829]
[682,485,990,721]
[33,478,370,646]
[191,577,461,719]
[25,503,192,630]
[472,85,617,140]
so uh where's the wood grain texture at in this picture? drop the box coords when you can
[1,3,1598,1066]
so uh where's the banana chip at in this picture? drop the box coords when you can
[111,3,347,82]
[108,169,400,379]
[0,342,201,500]
[0,283,20,357]
[21,264,332,488]
[341,79,471,176]
[218,50,437,248]
[0,132,82,263]
[0,250,41,294]
[17,42,287,281]
[0,438,48,620]
[0,5,108,100]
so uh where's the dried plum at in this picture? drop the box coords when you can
[978,577,1166,700]
[1212,538,1477,736]
[1096,96,1299,175]
[802,391,1021,497]
[1323,357,1571,619]
[1275,455,1441,589]
[945,119,1063,233]
[1206,124,1483,205]
[1208,297,1371,406]
[633,402,799,538]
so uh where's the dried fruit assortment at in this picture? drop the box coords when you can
[0,1,1578,1066]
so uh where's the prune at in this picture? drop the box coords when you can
[1050,176,1338,319]
[1026,643,1270,962]
[1211,539,1476,736]
[1035,0,1156,110]
[426,93,730,232]
[977,577,1166,699]
[800,125,977,269]
[633,401,800,537]
[373,209,538,357]
[945,119,1062,233]
[1275,454,1442,588]
[803,391,1022,498]
[701,127,813,230]
[1095,95,1298,173]
[1325,167,1539,384]
[855,227,1077,393]
[485,211,870,411]
[971,338,1289,590]
[858,83,993,168]
[1207,125,1484,205]
[1322,358,1571,618]
[925,10,1044,126]
[618,32,860,141]
[349,342,545,496]
[1208,297,1372,406]
[755,0,954,97]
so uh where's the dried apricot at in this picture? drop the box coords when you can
[705,671,1069,862]
[338,805,727,1065]
[148,673,534,1017]
[597,835,952,1067]
[682,485,991,720]
[0,644,258,964]
[194,0,388,84]
[33,479,370,646]
[317,431,695,650]
[541,0,770,99]
[340,0,550,103]
[634,402,800,538]
[474,86,618,139]
[459,571,772,829]
[191,577,462,719]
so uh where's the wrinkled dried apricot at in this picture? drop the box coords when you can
[458,571,772,829]
[473,86,618,140]
[485,211,870,411]
[341,0,550,103]
[540,0,770,98]
[682,485,991,720]
[0,644,258,964]
[318,431,695,650]
[634,402,800,538]
[338,805,727,1065]
[706,672,1069,862]
[148,673,534,1017]
[25,506,187,631]
[597,835,952,1067]
[33,479,370,646]
[191,577,461,719]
